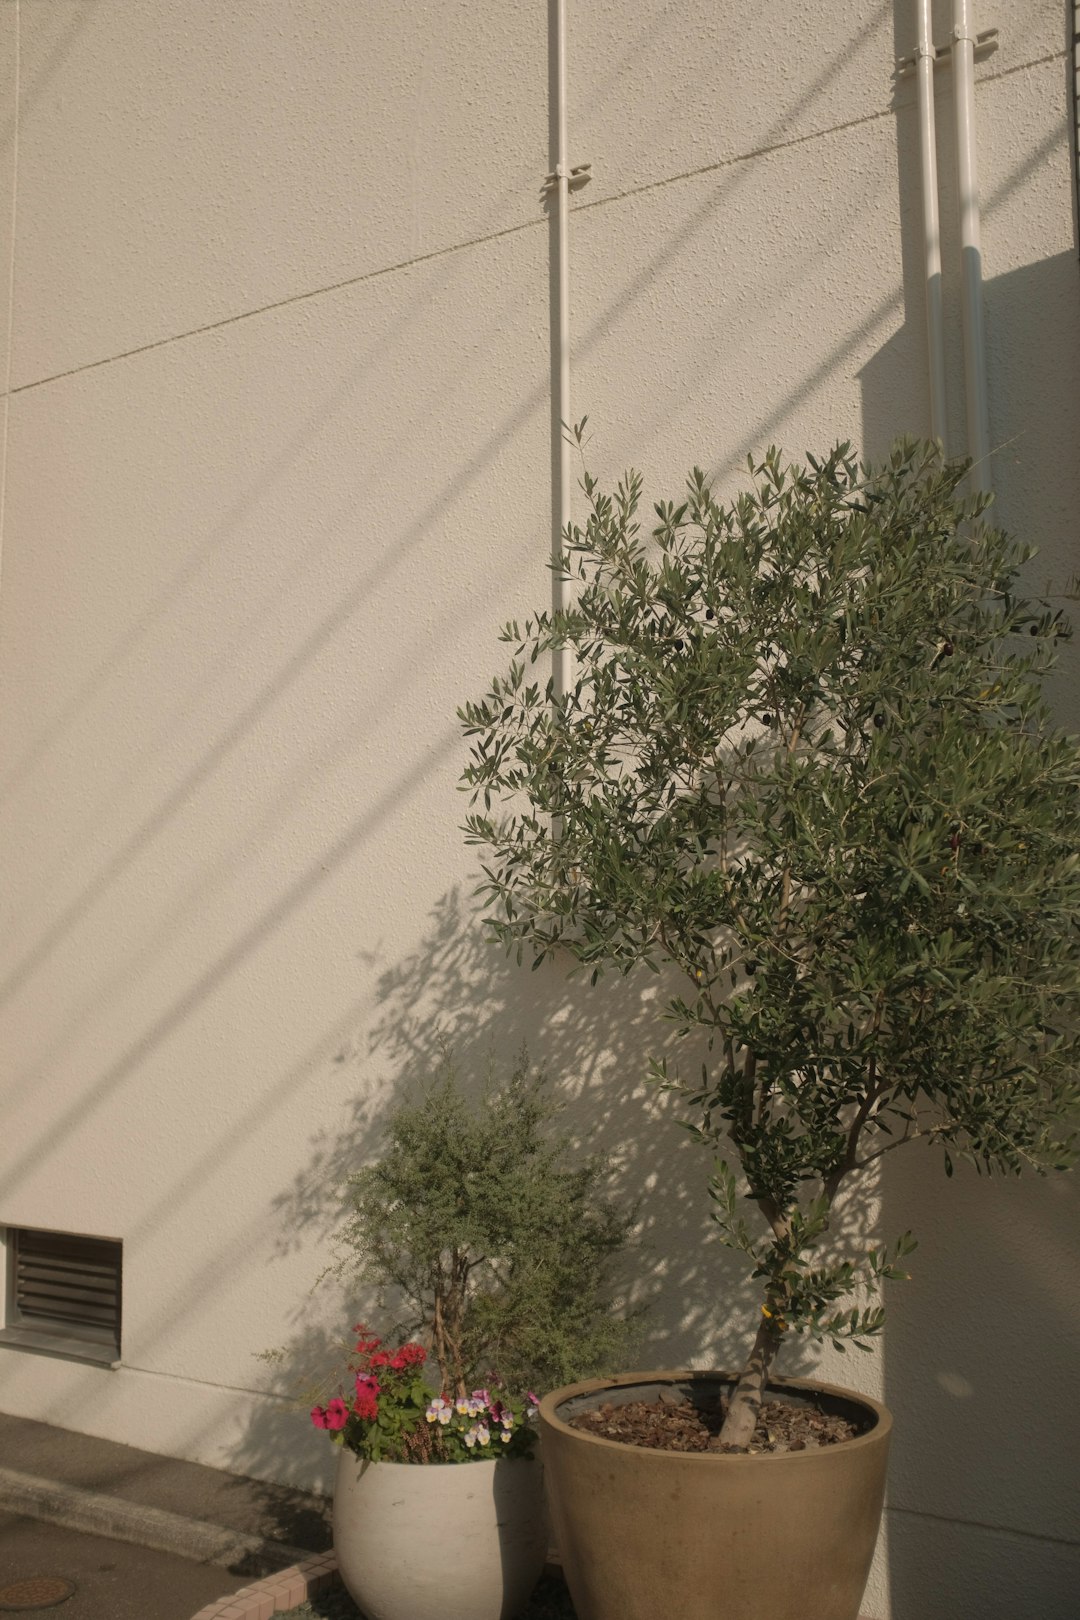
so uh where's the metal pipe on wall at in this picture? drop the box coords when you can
[542,0,573,707]
[915,0,948,446]
[555,0,571,568]
[951,0,992,492]
[543,1,590,703]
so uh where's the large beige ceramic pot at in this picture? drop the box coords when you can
[333,1449,547,1620]
[539,1370,890,1620]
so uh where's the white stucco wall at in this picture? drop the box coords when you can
[0,4,1076,1616]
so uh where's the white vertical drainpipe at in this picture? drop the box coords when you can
[555,0,571,699]
[951,0,992,493]
[915,0,948,447]
[543,0,590,702]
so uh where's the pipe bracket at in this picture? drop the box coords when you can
[896,27,998,76]
[540,162,592,201]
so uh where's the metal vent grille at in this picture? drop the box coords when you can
[5,1226,121,1362]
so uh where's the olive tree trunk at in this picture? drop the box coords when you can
[718,1310,784,1450]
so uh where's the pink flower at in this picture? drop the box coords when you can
[353,1373,380,1421]
[325,1398,349,1431]
[526,1392,539,1407]
[310,1405,329,1429]
[354,1389,378,1420]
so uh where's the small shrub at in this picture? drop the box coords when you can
[334,1049,640,1398]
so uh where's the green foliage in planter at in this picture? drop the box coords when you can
[335,1051,639,1400]
[460,435,1080,1446]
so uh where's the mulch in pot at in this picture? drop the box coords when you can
[567,1393,860,1454]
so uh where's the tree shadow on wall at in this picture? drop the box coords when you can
[262,883,757,1356]
[226,886,877,1500]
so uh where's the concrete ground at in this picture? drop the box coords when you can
[0,1411,331,1619]
[0,1511,247,1620]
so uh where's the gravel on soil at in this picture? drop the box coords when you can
[568,1393,860,1453]
[276,1573,576,1619]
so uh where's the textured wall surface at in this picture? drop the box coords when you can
[0,4,1076,1617]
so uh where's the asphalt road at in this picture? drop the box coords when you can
[0,1512,246,1620]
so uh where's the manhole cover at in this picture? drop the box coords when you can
[0,1578,75,1611]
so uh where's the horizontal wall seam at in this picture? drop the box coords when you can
[888,1500,1080,1551]
[115,1360,292,1401]
[572,105,895,221]
[576,46,1066,225]
[5,211,543,398]
[3,45,1065,400]
[978,45,1068,88]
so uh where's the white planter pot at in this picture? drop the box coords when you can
[333,1448,547,1620]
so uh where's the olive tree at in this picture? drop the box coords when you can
[459,435,1080,1448]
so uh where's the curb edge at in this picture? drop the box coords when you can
[189,1553,340,1620]
[0,1465,315,1576]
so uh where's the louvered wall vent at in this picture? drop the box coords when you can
[2,1226,122,1365]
